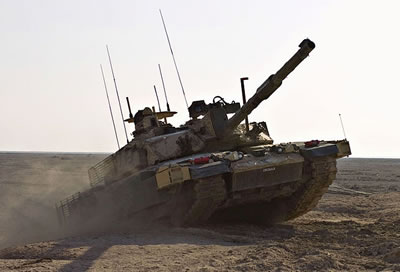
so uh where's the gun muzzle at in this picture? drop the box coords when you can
[224,38,315,135]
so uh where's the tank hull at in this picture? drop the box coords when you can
[56,141,348,232]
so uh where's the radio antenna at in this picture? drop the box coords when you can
[159,9,189,109]
[158,64,171,111]
[339,113,347,140]
[153,85,162,112]
[106,45,129,144]
[100,64,120,150]
[126,97,134,119]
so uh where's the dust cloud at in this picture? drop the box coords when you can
[0,153,107,248]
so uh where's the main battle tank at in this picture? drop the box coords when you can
[56,39,351,231]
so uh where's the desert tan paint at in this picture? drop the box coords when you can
[156,165,191,189]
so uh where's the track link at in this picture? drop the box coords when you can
[285,156,337,220]
[178,176,227,226]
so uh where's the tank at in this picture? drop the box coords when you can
[56,38,351,231]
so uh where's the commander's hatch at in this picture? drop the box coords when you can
[155,111,177,122]
[124,97,177,125]
[124,111,177,122]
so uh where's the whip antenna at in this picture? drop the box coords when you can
[158,64,171,111]
[100,64,120,150]
[339,113,347,140]
[106,45,129,144]
[153,85,162,112]
[159,9,189,109]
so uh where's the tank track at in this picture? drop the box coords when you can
[184,176,227,225]
[284,156,337,220]
[172,175,227,226]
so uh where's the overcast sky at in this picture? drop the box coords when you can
[1,0,399,157]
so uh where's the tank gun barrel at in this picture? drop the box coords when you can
[224,38,315,135]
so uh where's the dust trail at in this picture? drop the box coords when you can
[0,153,107,249]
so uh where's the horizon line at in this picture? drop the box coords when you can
[0,150,399,159]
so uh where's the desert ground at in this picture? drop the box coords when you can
[0,153,399,271]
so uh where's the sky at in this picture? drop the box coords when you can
[0,0,399,157]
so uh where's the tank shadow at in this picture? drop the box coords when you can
[0,223,296,271]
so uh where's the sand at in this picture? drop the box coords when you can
[0,153,399,271]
